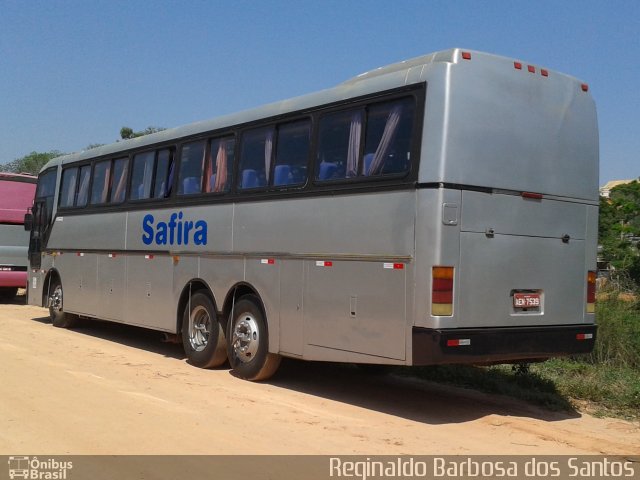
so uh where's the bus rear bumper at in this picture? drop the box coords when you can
[412,324,597,365]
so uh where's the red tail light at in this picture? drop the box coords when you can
[432,266,454,316]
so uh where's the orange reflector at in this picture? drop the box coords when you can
[587,270,596,313]
[462,51,471,60]
[432,266,454,316]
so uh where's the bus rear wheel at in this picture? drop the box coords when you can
[48,279,79,328]
[227,295,281,381]
[182,292,227,368]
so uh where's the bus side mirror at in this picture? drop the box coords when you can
[24,213,33,231]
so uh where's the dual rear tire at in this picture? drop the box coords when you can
[182,292,280,381]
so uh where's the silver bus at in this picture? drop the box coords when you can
[26,49,598,381]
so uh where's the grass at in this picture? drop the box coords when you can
[405,295,640,420]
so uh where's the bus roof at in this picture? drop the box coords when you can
[40,48,589,174]
[0,174,36,223]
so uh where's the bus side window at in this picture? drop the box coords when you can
[131,151,155,200]
[316,109,363,181]
[110,157,128,203]
[59,167,78,208]
[153,149,173,198]
[178,141,206,195]
[238,127,274,190]
[273,120,310,187]
[363,98,414,176]
[76,165,91,207]
[204,137,234,193]
[90,160,111,205]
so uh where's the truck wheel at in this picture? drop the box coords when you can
[182,292,227,368]
[227,295,281,381]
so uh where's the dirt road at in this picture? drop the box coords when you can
[0,299,638,455]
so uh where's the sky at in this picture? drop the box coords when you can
[0,0,638,185]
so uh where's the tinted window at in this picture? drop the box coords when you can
[76,166,91,207]
[316,109,363,181]
[110,157,128,203]
[204,137,234,193]
[59,168,78,208]
[153,149,172,198]
[238,127,274,189]
[131,151,155,200]
[273,121,310,186]
[36,170,57,198]
[178,141,206,195]
[90,160,111,204]
[362,97,414,176]
[315,97,415,181]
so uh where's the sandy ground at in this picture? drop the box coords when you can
[0,298,638,456]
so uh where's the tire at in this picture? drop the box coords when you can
[48,278,79,328]
[182,292,227,368]
[0,287,18,300]
[227,294,281,381]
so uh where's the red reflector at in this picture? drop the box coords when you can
[541,69,549,77]
[577,333,593,341]
[447,339,471,347]
[145,254,154,260]
[514,61,522,70]
[394,263,404,270]
[581,83,589,92]
[261,258,275,265]
[522,192,543,199]
[527,65,536,73]
[462,51,471,60]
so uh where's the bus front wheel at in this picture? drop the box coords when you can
[182,292,227,368]
[48,279,79,328]
[227,295,281,381]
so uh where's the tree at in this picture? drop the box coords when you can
[0,150,64,175]
[600,180,640,286]
[120,126,166,140]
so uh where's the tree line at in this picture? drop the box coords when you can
[0,126,165,174]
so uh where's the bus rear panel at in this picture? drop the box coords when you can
[412,50,597,365]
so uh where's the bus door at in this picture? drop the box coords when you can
[27,200,48,270]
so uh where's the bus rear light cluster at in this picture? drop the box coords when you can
[586,270,596,313]
[432,266,454,316]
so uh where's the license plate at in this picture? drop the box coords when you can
[513,293,540,308]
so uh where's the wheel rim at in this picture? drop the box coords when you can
[50,285,63,313]
[188,305,211,352]
[232,313,259,363]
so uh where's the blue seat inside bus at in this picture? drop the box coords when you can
[274,164,292,186]
[318,162,337,180]
[241,169,265,189]
[182,177,200,194]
